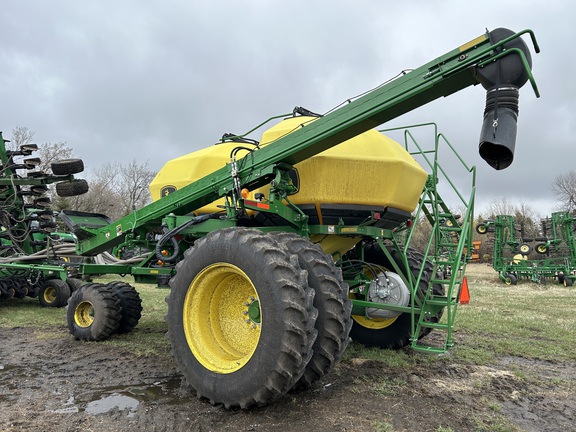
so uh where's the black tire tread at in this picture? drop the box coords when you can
[51,158,84,175]
[39,278,71,308]
[66,278,83,293]
[56,179,89,197]
[106,281,143,334]
[67,283,121,341]
[166,228,317,409]
[271,232,352,389]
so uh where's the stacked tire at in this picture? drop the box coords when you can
[51,159,89,197]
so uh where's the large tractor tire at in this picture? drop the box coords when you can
[166,227,318,409]
[106,281,143,334]
[39,278,71,308]
[350,244,443,349]
[271,232,352,389]
[67,283,122,341]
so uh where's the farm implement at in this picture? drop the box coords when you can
[476,211,576,285]
[1,28,539,408]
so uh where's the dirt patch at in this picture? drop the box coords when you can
[1,326,574,432]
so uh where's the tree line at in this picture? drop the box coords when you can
[10,127,155,221]
[8,126,576,231]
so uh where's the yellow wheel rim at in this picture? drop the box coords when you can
[43,286,57,304]
[74,301,95,328]
[351,314,397,329]
[183,263,261,374]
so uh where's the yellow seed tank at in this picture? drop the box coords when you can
[149,116,428,222]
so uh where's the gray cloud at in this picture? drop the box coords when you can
[1,0,574,217]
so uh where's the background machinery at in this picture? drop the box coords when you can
[476,211,576,285]
[0,135,88,305]
[2,28,539,408]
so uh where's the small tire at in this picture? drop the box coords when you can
[271,232,352,389]
[12,280,29,299]
[106,282,143,334]
[535,243,548,255]
[564,277,574,287]
[476,224,488,235]
[56,179,89,197]
[51,159,84,175]
[517,243,533,255]
[39,279,71,308]
[504,274,518,286]
[0,281,15,300]
[67,283,121,341]
[558,273,565,284]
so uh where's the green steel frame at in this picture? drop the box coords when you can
[477,211,576,284]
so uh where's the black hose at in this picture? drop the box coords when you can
[154,213,221,263]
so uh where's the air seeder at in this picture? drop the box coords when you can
[2,28,539,408]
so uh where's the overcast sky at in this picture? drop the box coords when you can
[1,1,574,218]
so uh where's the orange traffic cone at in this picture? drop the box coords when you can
[459,277,470,305]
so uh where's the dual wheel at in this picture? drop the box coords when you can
[67,281,143,341]
[166,228,352,409]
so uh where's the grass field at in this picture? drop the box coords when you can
[2,263,575,365]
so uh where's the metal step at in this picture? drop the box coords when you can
[425,297,458,306]
[419,321,450,330]
[411,344,448,354]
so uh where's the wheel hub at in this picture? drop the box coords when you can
[74,301,95,327]
[43,286,56,303]
[183,263,262,374]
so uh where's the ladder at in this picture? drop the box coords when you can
[383,123,475,354]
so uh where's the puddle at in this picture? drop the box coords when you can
[85,392,140,417]
[50,375,184,417]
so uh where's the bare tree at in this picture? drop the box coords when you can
[9,126,35,150]
[486,197,516,217]
[61,159,155,220]
[118,159,155,215]
[552,171,576,213]
[484,197,541,239]
[9,127,74,172]
[38,142,74,173]
[64,163,122,219]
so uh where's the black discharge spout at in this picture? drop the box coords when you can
[475,28,533,170]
